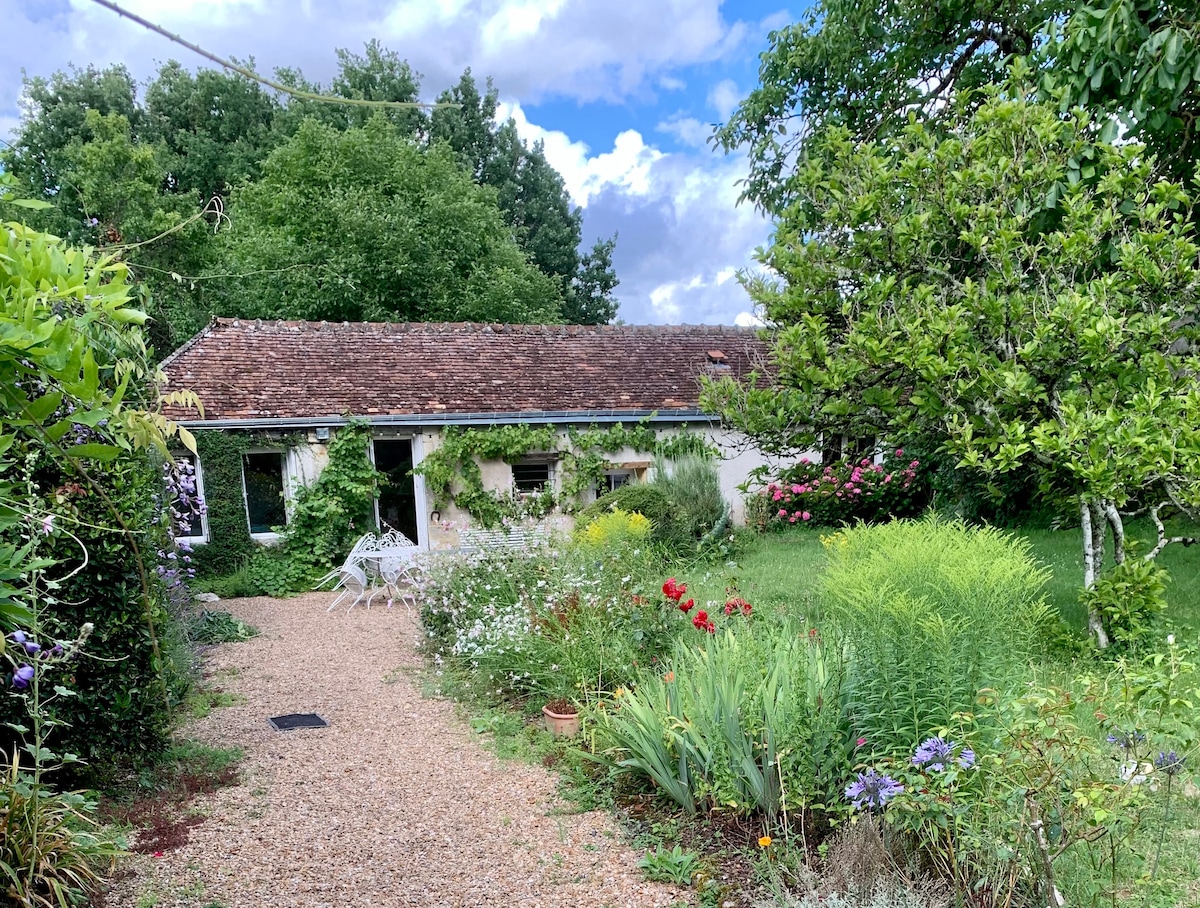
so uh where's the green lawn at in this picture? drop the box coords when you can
[724,517,1200,639]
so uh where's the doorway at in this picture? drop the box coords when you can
[373,439,419,545]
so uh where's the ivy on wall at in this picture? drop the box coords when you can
[191,430,256,576]
[414,420,717,528]
[276,421,380,573]
[191,429,303,576]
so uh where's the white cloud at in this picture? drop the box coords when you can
[98,0,267,25]
[45,0,753,104]
[0,113,18,144]
[499,103,769,324]
[481,0,567,51]
[707,78,741,120]
[655,113,712,149]
[734,310,765,327]
[499,101,664,206]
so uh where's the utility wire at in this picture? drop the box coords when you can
[87,0,459,111]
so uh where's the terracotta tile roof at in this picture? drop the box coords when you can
[161,319,770,423]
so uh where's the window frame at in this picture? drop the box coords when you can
[511,460,554,495]
[241,448,289,541]
[602,469,635,493]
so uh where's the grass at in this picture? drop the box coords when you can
[723,519,1200,908]
[1023,516,1200,633]
[733,517,1200,638]
[100,740,243,856]
[187,688,246,719]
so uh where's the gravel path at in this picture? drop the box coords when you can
[109,594,684,908]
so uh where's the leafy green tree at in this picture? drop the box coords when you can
[206,117,564,324]
[3,65,144,240]
[717,0,1200,210]
[1046,0,1200,184]
[568,236,620,325]
[703,89,1200,646]
[431,68,499,180]
[142,61,282,200]
[5,51,620,342]
[277,40,427,137]
[715,0,1058,209]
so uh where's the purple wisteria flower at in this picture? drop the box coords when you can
[1106,729,1146,751]
[8,631,39,655]
[12,664,34,690]
[845,769,904,811]
[1154,751,1187,777]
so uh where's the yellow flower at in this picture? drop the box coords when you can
[758,836,772,848]
[613,687,627,699]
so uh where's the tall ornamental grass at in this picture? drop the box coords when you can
[820,516,1052,755]
[652,456,731,541]
[594,619,852,823]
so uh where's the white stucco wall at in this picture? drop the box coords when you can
[701,427,821,524]
[210,423,815,553]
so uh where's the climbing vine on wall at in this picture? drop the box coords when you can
[190,428,301,576]
[414,420,717,528]
[194,424,380,592]
[276,421,380,574]
[191,430,256,576]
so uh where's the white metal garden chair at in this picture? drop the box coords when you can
[316,529,420,612]
[323,562,371,611]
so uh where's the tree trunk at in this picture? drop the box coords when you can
[1104,502,1126,565]
[1081,499,1110,649]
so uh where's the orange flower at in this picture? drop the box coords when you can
[758,836,772,848]
[663,671,675,683]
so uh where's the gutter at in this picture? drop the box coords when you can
[173,408,718,431]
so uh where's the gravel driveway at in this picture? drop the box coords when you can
[109,594,683,908]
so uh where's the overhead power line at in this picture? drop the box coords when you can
[87,0,459,110]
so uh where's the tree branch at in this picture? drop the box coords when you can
[1145,502,1199,561]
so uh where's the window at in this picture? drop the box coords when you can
[243,452,287,535]
[512,461,552,493]
[602,470,634,493]
[173,454,208,543]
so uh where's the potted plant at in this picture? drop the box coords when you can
[542,695,580,738]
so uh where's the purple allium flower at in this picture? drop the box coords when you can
[913,737,955,772]
[1107,729,1146,751]
[1155,751,1186,777]
[12,665,34,690]
[844,769,904,811]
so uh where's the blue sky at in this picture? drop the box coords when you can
[0,0,800,326]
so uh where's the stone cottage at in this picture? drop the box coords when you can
[161,319,781,551]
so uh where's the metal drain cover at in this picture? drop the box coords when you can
[268,713,329,731]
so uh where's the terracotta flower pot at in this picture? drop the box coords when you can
[542,700,580,738]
